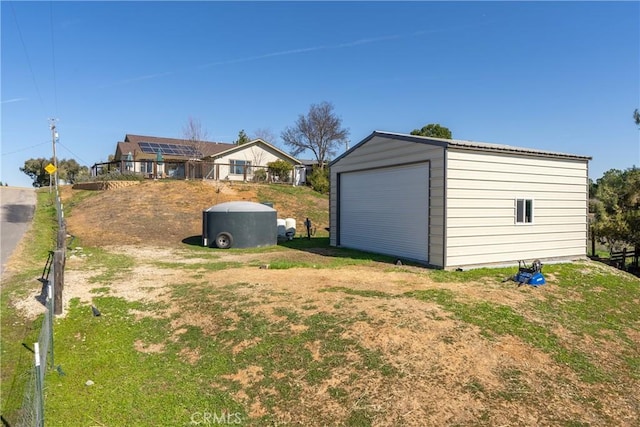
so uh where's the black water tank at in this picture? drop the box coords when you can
[202,201,277,249]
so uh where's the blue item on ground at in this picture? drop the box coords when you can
[529,272,545,286]
[514,260,546,286]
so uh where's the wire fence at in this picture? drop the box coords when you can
[15,277,54,427]
[14,189,64,427]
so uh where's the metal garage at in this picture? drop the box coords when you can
[338,162,429,263]
[330,131,591,270]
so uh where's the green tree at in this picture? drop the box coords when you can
[281,101,349,170]
[307,166,329,194]
[20,157,89,187]
[267,160,293,182]
[410,123,452,139]
[588,178,597,199]
[58,158,89,183]
[591,167,640,249]
[20,158,51,187]
[235,129,250,145]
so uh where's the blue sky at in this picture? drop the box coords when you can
[2,1,638,188]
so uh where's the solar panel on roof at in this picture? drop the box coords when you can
[139,142,203,158]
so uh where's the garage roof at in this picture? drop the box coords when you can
[330,131,592,166]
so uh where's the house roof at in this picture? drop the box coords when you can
[330,131,592,166]
[117,134,235,159]
[206,139,302,165]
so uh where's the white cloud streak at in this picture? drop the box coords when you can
[102,19,495,89]
[1,97,29,104]
[100,71,175,89]
[104,33,402,87]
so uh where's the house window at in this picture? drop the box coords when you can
[516,198,534,224]
[141,161,153,174]
[230,160,251,175]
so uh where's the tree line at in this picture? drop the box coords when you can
[20,158,89,187]
[590,167,640,250]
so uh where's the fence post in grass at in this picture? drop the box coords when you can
[48,282,55,368]
[34,342,44,427]
[57,222,66,250]
[53,249,64,315]
[591,227,596,257]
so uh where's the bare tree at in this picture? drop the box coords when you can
[251,128,277,145]
[249,145,267,167]
[280,101,349,169]
[182,117,210,158]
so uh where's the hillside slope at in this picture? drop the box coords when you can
[62,180,328,247]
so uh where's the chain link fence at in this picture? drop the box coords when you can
[15,274,54,427]
[14,189,64,427]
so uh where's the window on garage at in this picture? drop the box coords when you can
[516,198,534,224]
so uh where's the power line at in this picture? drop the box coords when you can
[57,142,91,166]
[1,141,50,157]
[49,1,58,115]
[9,2,45,109]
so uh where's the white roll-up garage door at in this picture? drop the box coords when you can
[339,163,429,262]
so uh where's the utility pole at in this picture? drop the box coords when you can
[49,118,58,192]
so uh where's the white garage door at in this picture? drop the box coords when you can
[339,163,429,262]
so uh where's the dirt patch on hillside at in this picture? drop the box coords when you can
[62,180,328,248]
[63,181,260,247]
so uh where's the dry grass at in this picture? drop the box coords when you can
[62,180,328,248]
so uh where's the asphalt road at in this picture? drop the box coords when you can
[0,187,36,278]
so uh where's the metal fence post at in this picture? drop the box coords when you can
[57,223,66,250]
[34,343,44,427]
[53,250,64,315]
[48,283,55,369]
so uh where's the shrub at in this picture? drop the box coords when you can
[267,160,293,183]
[253,168,267,182]
[307,166,329,194]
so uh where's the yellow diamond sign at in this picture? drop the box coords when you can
[45,163,57,174]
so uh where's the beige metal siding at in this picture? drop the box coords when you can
[445,150,588,268]
[330,136,445,266]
